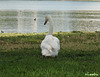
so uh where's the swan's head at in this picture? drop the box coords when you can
[44,15,52,25]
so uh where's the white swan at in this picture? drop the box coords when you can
[41,15,60,57]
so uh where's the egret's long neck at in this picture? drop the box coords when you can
[47,18,53,35]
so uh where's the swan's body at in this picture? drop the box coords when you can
[41,15,60,57]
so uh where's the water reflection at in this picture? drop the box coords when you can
[33,11,37,33]
[0,10,100,33]
[17,10,38,33]
[17,10,24,33]
[69,10,100,32]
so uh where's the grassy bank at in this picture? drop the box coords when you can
[0,32,100,77]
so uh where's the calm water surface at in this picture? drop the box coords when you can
[0,1,100,33]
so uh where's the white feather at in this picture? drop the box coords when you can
[41,15,60,57]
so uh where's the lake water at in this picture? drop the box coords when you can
[0,1,100,33]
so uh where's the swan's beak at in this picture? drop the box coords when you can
[44,20,47,25]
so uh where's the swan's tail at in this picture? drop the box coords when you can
[42,49,51,56]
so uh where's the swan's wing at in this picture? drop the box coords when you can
[41,37,53,54]
[53,36,60,45]
[41,35,60,53]
[41,39,53,56]
[41,39,51,50]
[52,36,60,51]
[45,35,60,51]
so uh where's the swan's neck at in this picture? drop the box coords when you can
[47,19,53,35]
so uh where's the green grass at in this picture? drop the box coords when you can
[0,32,100,77]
